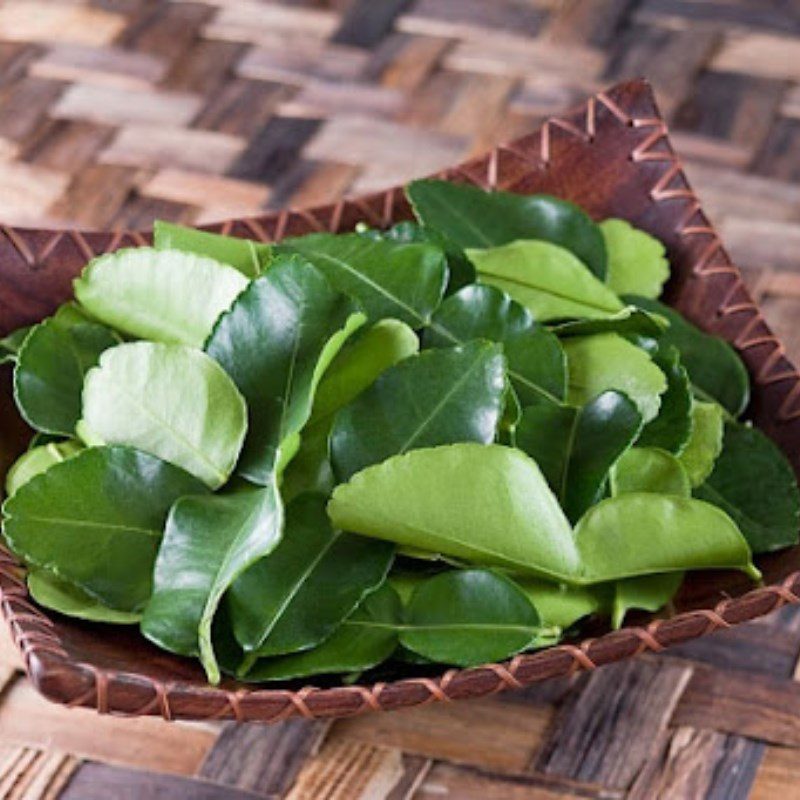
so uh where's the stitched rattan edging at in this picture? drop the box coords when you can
[1,79,800,723]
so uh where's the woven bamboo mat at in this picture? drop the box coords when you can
[2,1,800,798]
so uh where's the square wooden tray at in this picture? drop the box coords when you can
[1,79,799,723]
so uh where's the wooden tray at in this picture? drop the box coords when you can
[2,79,799,723]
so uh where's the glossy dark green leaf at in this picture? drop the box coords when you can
[612,573,683,629]
[141,482,283,684]
[407,179,607,279]
[242,583,401,682]
[600,219,669,298]
[74,247,249,347]
[516,391,643,522]
[206,255,365,483]
[330,342,506,482]
[695,422,800,554]
[14,307,119,435]
[678,401,724,488]
[229,494,393,664]
[28,569,141,624]
[636,346,693,454]
[563,333,667,423]
[277,233,447,327]
[329,444,759,583]
[400,569,544,666]
[282,320,419,501]
[2,446,206,611]
[80,342,248,489]
[551,306,666,340]
[424,284,566,406]
[358,220,475,294]
[610,447,691,497]
[626,296,750,417]
[469,240,622,322]
[153,220,272,278]
[5,440,82,497]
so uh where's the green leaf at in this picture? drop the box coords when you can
[80,342,248,489]
[153,220,271,278]
[678,401,724,488]
[600,219,669,298]
[328,443,579,580]
[407,180,607,279]
[516,578,611,630]
[358,220,475,294]
[14,307,120,435]
[0,326,32,365]
[205,255,364,484]
[626,296,750,417]
[516,391,643,523]
[611,447,691,497]
[329,444,759,584]
[5,440,82,497]
[2,446,206,610]
[330,342,506,482]
[28,569,141,625]
[611,572,683,629]
[400,569,544,666]
[695,422,800,554]
[282,320,419,501]
[242,583,402,682]
[551,306,667,340]
[141,482,283,684]
[468,240,623,322]
[73,247,249,347]
[563,333,667,423]
[424,284,566,405]
[231,494,393,666]
[575,494,757,583]
[277,233,447,327]
[636,346,693,454]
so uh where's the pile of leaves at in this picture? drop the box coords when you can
[1,180,797,686]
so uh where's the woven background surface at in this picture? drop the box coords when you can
[2,1,800,798]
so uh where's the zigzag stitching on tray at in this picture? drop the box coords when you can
[629,108,800,422]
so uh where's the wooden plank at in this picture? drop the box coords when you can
[637,0,800,35]
[751,745,800,800]
[332,0,412,49]
[0,748,79,800]
[280,161,358,210]
[0,77,65,147]
[199,720,329,796]
[52,84,202,128]
[540,0,635,47]
[161,39,245,95]
[415,762,613,800]
[30,44,166,90]
[100,125,244,174]
[206,2,339,44]
[141,168,269,216]
[20,119,115,173]
[280,80,405,120]
[334,695,554,775]
[195,79,291,139]
[0,680,216,776]
[398,0,546,40]
[753,118,800,182]
[112,195,196,229]
[436,74,518,138]
[0,161,70,225]
[718,218,800,272]
[59,762,267,800]
[673,666,800,746]
[534,658,693,791]
[237,40,369,86]
[227,116,322,183]
[628,727,764,800]
[712,32,800,81]
[284,739,407,800]
[48,164,139,228]
[0,2,126,46]
[366,33,451,93]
